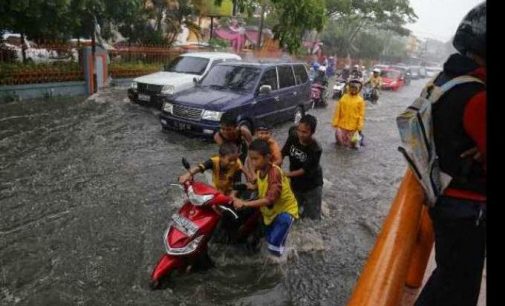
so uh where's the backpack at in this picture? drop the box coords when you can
[396,73,484,206]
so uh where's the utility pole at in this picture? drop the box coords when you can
[210,17,214,40]
[91,16,97,93]
[257,4,266,49]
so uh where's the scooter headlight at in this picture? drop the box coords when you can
[164,231,204,255]
[187,186,214,206]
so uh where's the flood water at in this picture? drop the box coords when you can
[1,80,426,305]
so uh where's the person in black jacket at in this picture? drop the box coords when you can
[281,115,323,220]
[415,3,487,306]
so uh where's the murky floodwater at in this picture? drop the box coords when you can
[1,80,426,305]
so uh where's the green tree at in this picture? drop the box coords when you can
[269,0,327,53]
[321,0,416,60]
[162,0,202,46]
[207,0,326,53]
[0,0,75,61]
[0,0,72,40]
[326,0,417,34]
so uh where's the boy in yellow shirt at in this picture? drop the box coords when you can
[233,139,299,257]
[178,142,242,195]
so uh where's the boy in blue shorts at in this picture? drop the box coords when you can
[233,139,299,256]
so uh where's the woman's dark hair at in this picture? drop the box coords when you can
[248,139,271,156]
[255,120,272,131]
[299,114,317,134]
[219,142,239,156]
[220,112,238,127]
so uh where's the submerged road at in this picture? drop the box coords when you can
[1,80,426,305]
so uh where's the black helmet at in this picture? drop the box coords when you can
[348,78,363,90]
[452,2,486,58]
[349,78,363,85]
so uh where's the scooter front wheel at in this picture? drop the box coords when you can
[149,270,173,290]
[150,254,183,290]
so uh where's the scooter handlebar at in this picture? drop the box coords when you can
[218,205,239,219]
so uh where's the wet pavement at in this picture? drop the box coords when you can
[1,80,427,305]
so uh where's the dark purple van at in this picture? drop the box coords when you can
[159,61,312,137]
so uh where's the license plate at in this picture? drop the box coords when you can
[171,214,198,236]
[138,94,150,102]
[174,122,191,131]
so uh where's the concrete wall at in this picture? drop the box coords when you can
[110,78,134,88]
[0,81,87,103]
[0,78,136,103]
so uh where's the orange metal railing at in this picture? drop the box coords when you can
[347,169,434,306]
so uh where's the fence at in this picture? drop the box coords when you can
[0,41,216,85]
[1,38,386,87]
[108,44,186,79]
[0,40,83,85]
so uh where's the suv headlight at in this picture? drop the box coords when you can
[201,110,224,121]
[130,81,137,90]
[163,102,174,114]
[161,85,175,95]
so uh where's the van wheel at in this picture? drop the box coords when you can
[294,107,304,125]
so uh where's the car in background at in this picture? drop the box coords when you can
[409,66,421,80]
[373,64,390,71]
[1,33,77,63]
[419,66,427,78]
[389,65,412,86]
[127,52,241,107]
[159,61,312,137]
[380,68,405,91]
[425,66,443,78]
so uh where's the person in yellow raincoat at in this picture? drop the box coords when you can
[332,78,366,149]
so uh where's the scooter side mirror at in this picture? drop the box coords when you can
[182,158,191,170]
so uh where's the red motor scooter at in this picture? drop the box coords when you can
[150,158,258,290]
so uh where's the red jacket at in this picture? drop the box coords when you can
[440,60,486,202]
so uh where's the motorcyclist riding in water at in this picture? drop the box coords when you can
[351,64,363,80]
[365,68,383,90]
[341,65,351,81]
[314,65,329,86]
[363,68,382,104]
[311,65,329,107]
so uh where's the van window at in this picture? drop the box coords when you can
[293,64,309,84]
[277,65,296,88]
[258,68,278,91]
[164,56,210,75]
[210,59,224,69]
[201,65,261,92]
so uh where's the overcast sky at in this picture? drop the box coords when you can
[406,0,484,42]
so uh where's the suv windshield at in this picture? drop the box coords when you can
[164,56,210,75]
[200,65,261,92]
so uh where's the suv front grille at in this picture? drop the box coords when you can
[172,104,202,121]
[138,83,163,94]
